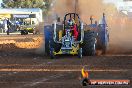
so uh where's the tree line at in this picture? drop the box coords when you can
[1,0,52,14]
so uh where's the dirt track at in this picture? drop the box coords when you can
[0,35,131,88]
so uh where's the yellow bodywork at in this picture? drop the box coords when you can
[53,44,79,55]
[26,28,32,30]
[59,30,63,41]
[54,30,79,55]
[53,45,79,55]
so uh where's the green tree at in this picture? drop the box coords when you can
[2,0,51,10]
[2,0,52,15]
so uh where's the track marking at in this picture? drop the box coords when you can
[0,68,128,72]
[105,55,132,56]
[0,64,88,66]
[0,72,19,79]
[19,74,66,88]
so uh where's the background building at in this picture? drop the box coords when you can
[0,8,43,25]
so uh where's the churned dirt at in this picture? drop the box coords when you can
[0,35,43,49]
[0,34,130,88]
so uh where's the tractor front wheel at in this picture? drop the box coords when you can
[50,48,55,59]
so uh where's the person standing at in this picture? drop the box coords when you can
[3,18,11,35]
[6,18,11,35]
[3,18,8,33]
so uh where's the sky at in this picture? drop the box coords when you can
[103,0,123,5]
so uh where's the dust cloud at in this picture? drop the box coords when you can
[52,0,75,17]
[46,0,132,54]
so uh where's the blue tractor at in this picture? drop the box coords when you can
[97,13,109,54]
[88,13,109,54]
[44,13,109,58]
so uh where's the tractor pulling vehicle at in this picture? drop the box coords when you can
[44,13,109,58]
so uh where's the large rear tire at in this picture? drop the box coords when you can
[44,25,53,55]
[44,24,62,56]
[82,30,96,56]
[21,30,28,35]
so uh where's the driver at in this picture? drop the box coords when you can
[66,18,78,40]
[67,19,74,26]
[71,18,78,40]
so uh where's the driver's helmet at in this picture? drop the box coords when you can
[68,17,76,25]
[67,19,73,26]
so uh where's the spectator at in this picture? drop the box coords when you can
[3,18,8,33]
[6,18,11,35]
